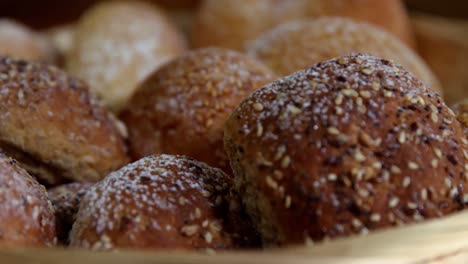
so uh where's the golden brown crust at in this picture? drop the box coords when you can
[192,0,414,50]
[0,56,129,185]
[412,14,468,105]
[120,48,274,174]
[246,18,441,93]
[0,153,56,247]
[67,1,187,112]
[70,154,259,251]
[48,182,94,245]
[224,54,467,246]
[0,19,55,63]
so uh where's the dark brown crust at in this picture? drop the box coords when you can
[70,154,259,251]
[192,0,414,50]
[0,56,129,185]
[224,54,467,246]
[0,153,56,247]
[48,182,94,245]
[120,48,274,174]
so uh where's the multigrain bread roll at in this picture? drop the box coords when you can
[0,19,55,62]
[0,153,56,247]
[70,155,259,251]
[192,0,414,50]
[0,56,129,186]
[224,54,467,246]
[67,1,187,112]
[120,48,274,173]
[246,18,441,93]
[412,14,468,105]
[49,182,94,245]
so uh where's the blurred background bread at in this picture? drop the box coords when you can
[411,14,468,105]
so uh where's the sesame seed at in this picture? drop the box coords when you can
[204,232,213,243]
[360,91,371,98]
[342,89,358,97]
[356,97,363,106]
[430,112,439,123]
[398,132,406,144]
[450,187,458,198]
[370,213,381,222]
[328,173,337,181]
[202,220,209,228]
[463,138,468,145]
[389,197,399,208]
[179,197,186,205]
[463,150,468,159]
[445,178,452,188]
[442,130,451,137]
[433,148,442,158]
[390,165,401,174]
[338,58,347,65]
[335,107,344,115]
[408,162,419,170]
[448,108,456,116]
[201,190,211,197]
[287,105,302,115]
[358,188,369,197]
[281,156,291,168]
[465,164,468,171]
[195,208,201,219]
[359,132,375,147]
[372,162,382,170]
[265,176,278,189]
[384,91,393,98]
[285,195,292,208]
[334,95,343,105]
[431,159,438,168]
[273,170,283,180]
[352,218,362,228]
[256,123,263,137]
[403,177,411,187]
[181,225,199,236]
[253,102,264,111]
[354,150,366,162]
[421,189,428,200]
[371,82,380,90]
[274,145,286,161]
[407,202,418,209]
[327,127,340,135]
[361,67,374,75]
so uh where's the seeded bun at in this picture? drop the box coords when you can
[192,0,414,50]
[246,18,441,93]
[67,1,187,112]
[224,54,467,246]
[70,154,259,251]
[120,48,274,173]
[0,19,55,62]
[0,153,56,247]
[48,182,94,245]
[0,56,129,186]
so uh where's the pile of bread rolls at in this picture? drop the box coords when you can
[0,0,466,254]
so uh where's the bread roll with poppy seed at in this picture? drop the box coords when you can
[49,182,94,245]
[70,154,259,251]
[246,18,441,93]
[120,48,274,174]
[67,1,187,112]
[224,53,467,246]
[0,153,56,247]
[0,56,129,186]
[0,19,55,63]
[192,0,414,50]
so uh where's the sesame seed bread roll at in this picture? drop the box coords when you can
[0,19,55,63]
[67,1,187,112]
[70,155,259,251]
[48,182,94,245]
[224,54,467,246]
[0,153,56,247]
[192,0,414,50]
[120,48,275,174]
[0,57,129,186]
[246,18,441,93]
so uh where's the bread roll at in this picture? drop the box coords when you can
[0,56,129,186]
[246,18,441,93]
[120,48,274,173]
[192,0,414,50]
[412,14,468,105]
[70,154,259,251]
[224,54,467,246]
[48,182,94,245]
[0,19,55,62]
[0,153,56,247]
[67,1,187,112]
